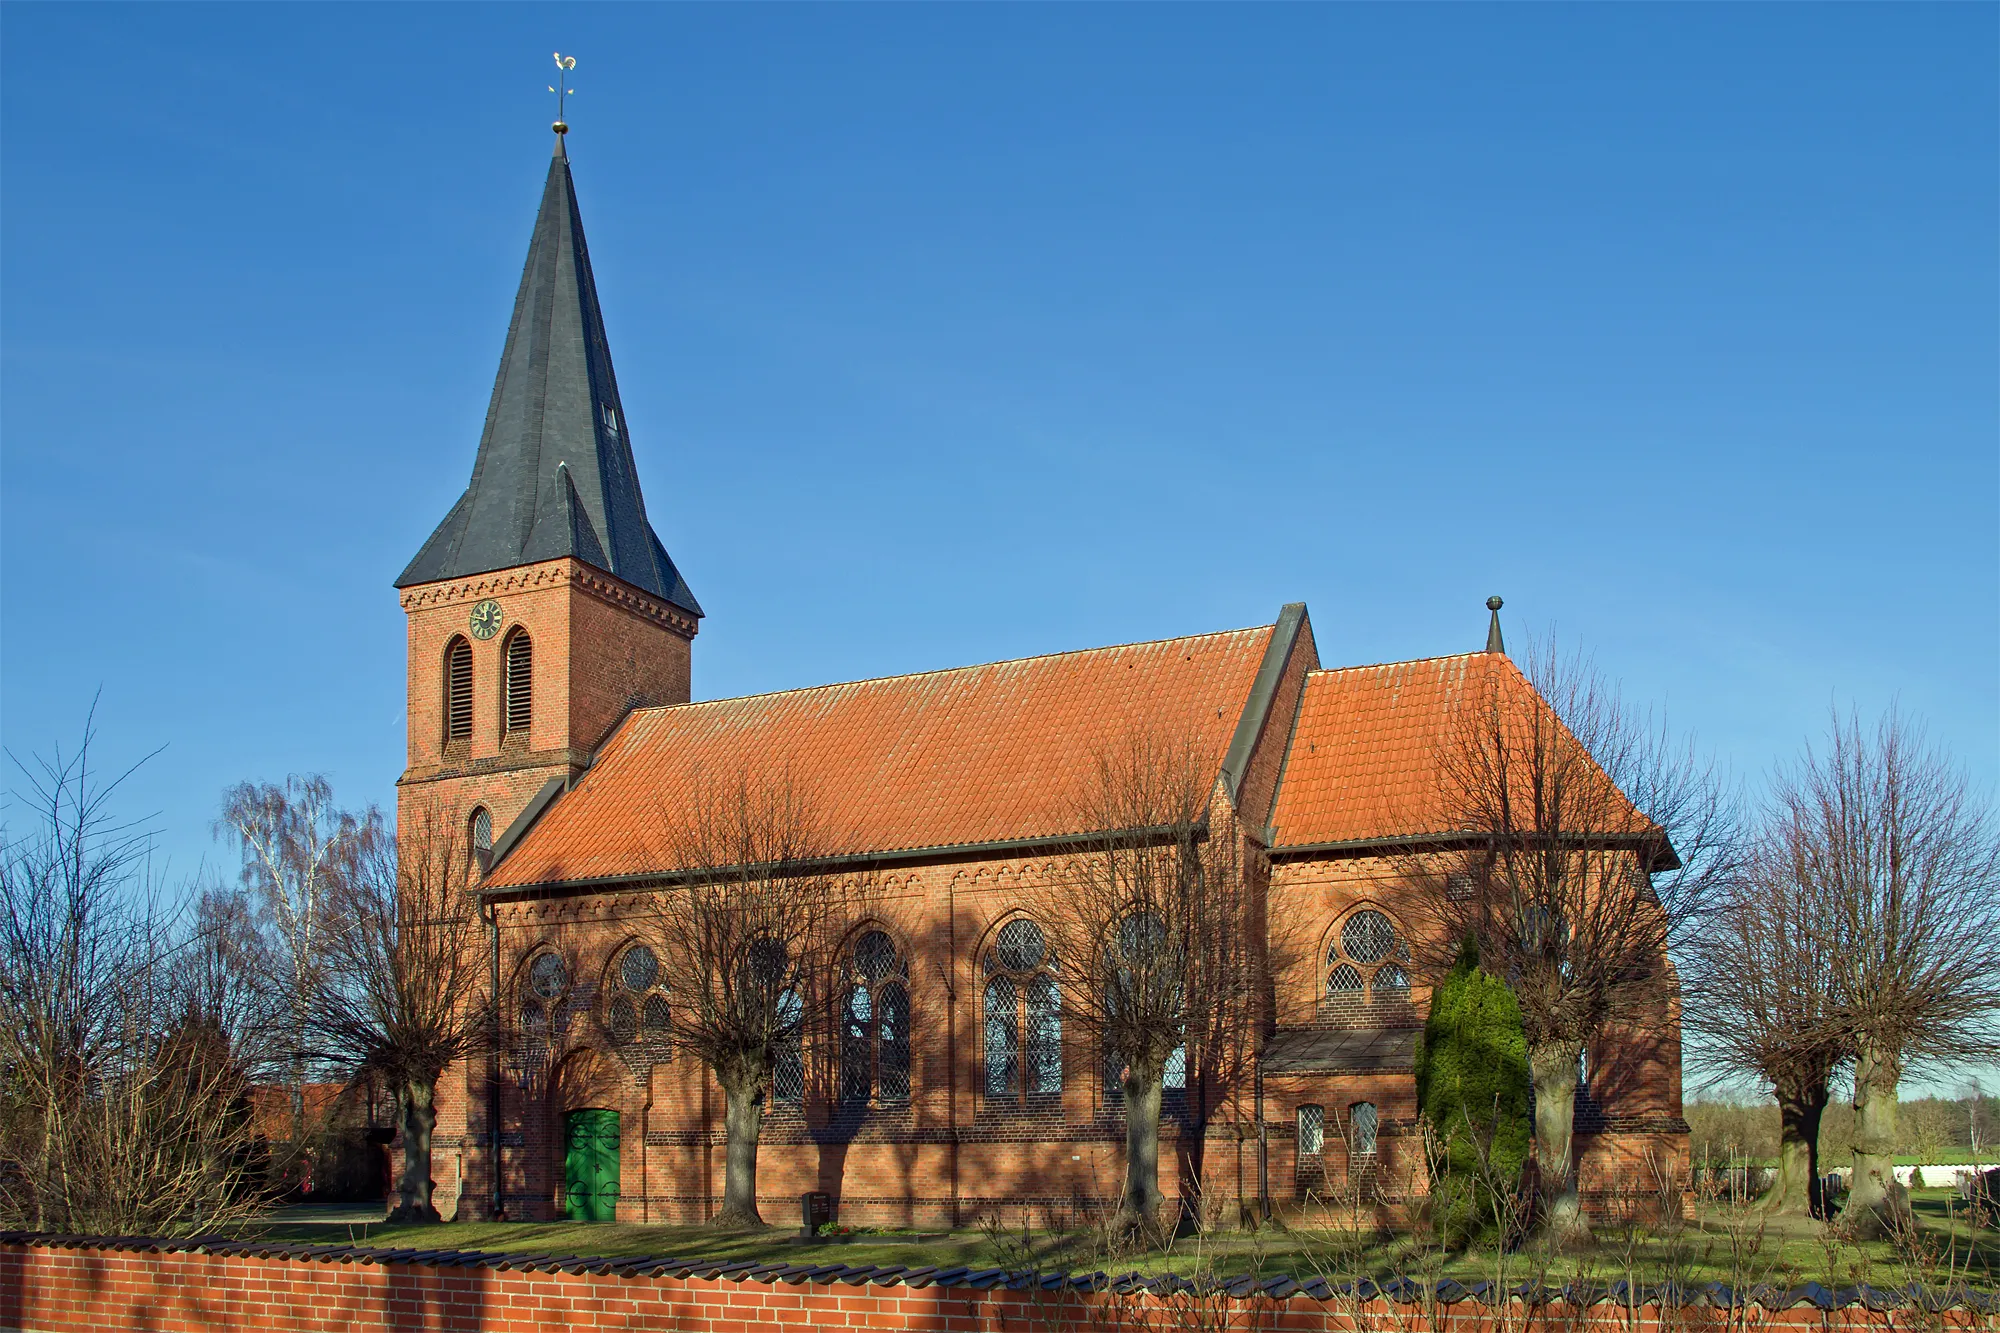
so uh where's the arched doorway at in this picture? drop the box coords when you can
[563,1109,620,1222]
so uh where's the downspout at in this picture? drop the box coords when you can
[487,895,505,1221]
[641,1075,653,1223]
[947,872,960,1228]
[1255,1054,1269,1223]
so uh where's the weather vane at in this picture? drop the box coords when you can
[549,52,577,135]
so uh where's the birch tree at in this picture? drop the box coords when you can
[216,776,367,1153]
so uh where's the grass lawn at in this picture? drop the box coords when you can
[236,1190,1997,1291]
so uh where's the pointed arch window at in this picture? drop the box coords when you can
[839,930,910,1106]
[1323,908,1413,1025]
[503,628,533,737]
[443,637,473,744]
[983,919,1061,1105]
[516,949,572,1077]
[606,943,671,1061]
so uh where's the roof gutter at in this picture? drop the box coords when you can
[1270,828,1682,872]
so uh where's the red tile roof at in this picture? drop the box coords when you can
[485,624,1277,888]
[1269,652,1647,848]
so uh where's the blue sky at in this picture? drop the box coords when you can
[3,4,1995,1058]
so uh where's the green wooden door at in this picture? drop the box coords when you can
[563,1109,620,1222]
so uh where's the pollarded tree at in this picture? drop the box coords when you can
[651,771,868,1227]
[1411,639,1735,1238]
[311,804,492,1223]
[1683,832,1847,1218]
[1415,934,1532,1246]
[1782,709,2000,1237]
[1036,730,1261,1242]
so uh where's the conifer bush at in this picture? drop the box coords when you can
[1414,935,1533,1246]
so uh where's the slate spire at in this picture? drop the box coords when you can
[1484,596,1506,654]
[397,140,701,617]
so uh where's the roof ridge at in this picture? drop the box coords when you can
[632,622,1278,717]
[1309,651,1489,677]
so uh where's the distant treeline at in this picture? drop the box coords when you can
[1687,1091,1999,1166]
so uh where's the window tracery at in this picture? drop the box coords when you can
[1323,908,1413,1025]
[840,929,910,1106]
[606,942,671,1062]
[983,919,1061,1104]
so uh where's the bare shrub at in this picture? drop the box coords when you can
[0,720,268,1235]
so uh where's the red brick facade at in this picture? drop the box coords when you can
[395,571,1689,1230]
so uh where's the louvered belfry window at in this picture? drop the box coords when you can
[504,629,532,736]
[444,637,473,743]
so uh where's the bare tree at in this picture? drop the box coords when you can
[1035,730,1262,1242]
[216,776,367,1155]
[0,720,267,1235]
[1779,709,2000,1236]
[310,804,491,1223]
[1411,642,1735,1238]
[1683,833,1846,1217]
[650,771,865,1227]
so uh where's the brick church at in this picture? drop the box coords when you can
[394,133,1689,1226]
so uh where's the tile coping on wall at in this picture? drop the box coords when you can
[0,1232,1992,1313]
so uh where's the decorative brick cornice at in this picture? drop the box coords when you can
[399,751,590,787]
[399,559,698,639]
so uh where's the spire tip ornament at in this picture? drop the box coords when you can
[1484,596,1506,655]
[548,52,576,136]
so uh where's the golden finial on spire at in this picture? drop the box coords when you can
[549,52,577,135]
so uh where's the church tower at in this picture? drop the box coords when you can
[395,133,701,870]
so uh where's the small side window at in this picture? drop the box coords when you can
[470,807,494,867]
[1350,1101,1379,1157]
[1298,1104,1325,1157]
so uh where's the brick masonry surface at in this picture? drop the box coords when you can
[1,1237,1993,1333]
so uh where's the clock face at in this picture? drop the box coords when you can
[468,599,503,640]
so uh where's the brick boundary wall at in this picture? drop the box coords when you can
[0,1235,1993,1333]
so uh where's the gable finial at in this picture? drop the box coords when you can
[549,52,577,140]
[1484,596,1505,654]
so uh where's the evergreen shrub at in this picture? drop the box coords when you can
[1414,935,1533,1247]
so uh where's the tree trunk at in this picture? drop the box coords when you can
[1117,1063,1167,1240]
[1529,1040,1588,1241]
[1843,1042,1910,1239]
[388,1078,440,1224]
[1762,1078,1828,1218]
[715,1077,765,1228]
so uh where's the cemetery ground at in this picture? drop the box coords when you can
[238,1188,1997,1292]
